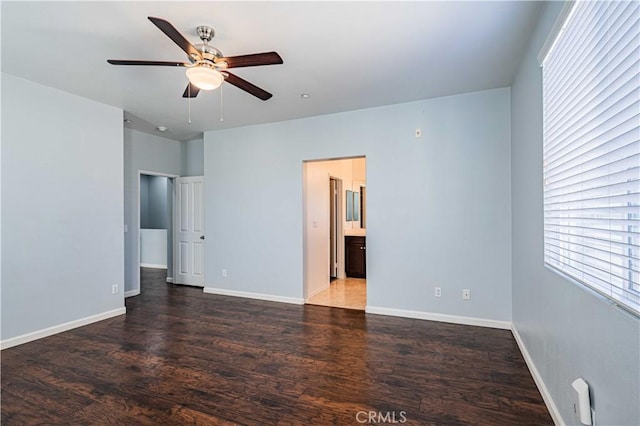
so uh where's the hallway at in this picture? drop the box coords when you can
[306,278,366,310]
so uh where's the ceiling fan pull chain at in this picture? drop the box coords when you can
[220,83,224,122]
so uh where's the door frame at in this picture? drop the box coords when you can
[136,170,179,294]
[303,156,365,301]
[329,176,344,280]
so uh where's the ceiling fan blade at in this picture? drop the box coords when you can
[148,16,202,61]
[224,72,272,100]
[107,59,188,67]
[182,83,201,98]
[219,52,283,69]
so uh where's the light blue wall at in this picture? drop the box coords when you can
[148,175,169,229]
[1,73,124,340]
[204,87,512,322]
[140,175,168,229]
[181,138,204,177]
[140,174,150,227]
[124,129,181,293]
[511,3,640,425]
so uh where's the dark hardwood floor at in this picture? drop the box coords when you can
[2,268,552,425]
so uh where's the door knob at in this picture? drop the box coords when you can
[200,235,205,240]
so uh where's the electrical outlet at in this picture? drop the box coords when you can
[435,287,442,297]
[222,269,228,277]
[112,284,119,295]
[462,289,471,300]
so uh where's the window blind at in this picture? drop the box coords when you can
[542,0,640,316]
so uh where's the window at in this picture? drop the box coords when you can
[542,1,639,316]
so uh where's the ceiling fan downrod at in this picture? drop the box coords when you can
[196,25,214,43]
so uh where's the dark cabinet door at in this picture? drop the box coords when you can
[345,236,366,278]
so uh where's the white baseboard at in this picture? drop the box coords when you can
[166,277,174,283]
[203,287,304,305]
[140,263,167,269]
[365,306,512,330]
[1,307,126,350]
[125,289,140,298]
[511,324,564,425]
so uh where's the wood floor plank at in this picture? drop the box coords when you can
[1,268,552,425]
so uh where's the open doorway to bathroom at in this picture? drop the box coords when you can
[303,157,366,310]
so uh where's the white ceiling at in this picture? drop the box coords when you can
[2,1,541,141]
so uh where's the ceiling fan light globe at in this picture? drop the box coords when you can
[186,66,224,90]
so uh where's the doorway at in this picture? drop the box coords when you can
[303,157,367,310]
[138,173,174,291]
[135,172,205,296]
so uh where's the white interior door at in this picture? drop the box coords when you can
[174,176,204,286]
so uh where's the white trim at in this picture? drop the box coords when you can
[365,306,511,330]
[166,277,174,283]
[203,287,304,305]
[511,324,564,425]
[0,307,126,350]
[140,263,167,269]
[125,289,140,298]
[537,1,576,66]
[138,170,180,179]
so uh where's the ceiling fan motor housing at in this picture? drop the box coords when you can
[191,26,224,65]
[195,44,223,63]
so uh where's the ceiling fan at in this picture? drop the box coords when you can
[107,17,283,101]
